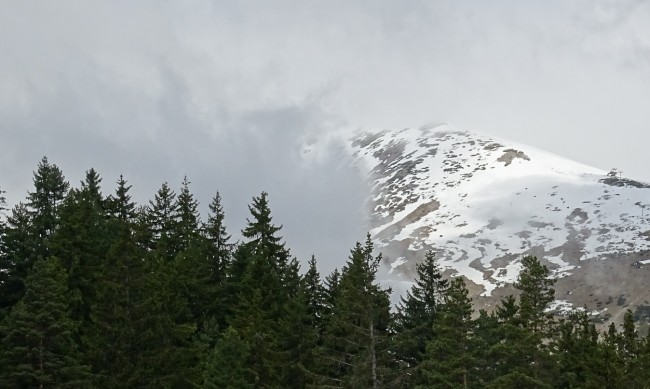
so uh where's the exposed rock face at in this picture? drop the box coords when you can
[350,124,650,327]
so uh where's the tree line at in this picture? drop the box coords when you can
[1,157,650,388]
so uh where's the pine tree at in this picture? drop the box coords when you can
[322,267,341,326]
[106,175,136,222]
[595,323,625,388]
[303,255,327,339]
[79,168,104,208]
[198,191,233,331]
[172,177,212,328]
[618,309,641,387]
[51,169,110,329]
[393,249,448,385]
[237,191,292,321]
[27,156,69,258]
[203,326,256,388]
[229,286,284,387]
[0,186,5,211]
[0,186,6,314]
[175,176,201,252]
[419,277,476,389]
[0,185,6,226]
[241,191,290,276]
[131,182,200,386]
[472,309,502,386]
[0,257,92,387]
[87,176,146,387]
[0,158,69,315]
[316,236,393,388]
[516,255,555,334]
[485,256,556,388]
[204,191,232,289]
[133,255,199,387]
[0,204,33,315]
[553,310,600,388]
[146,182,180,260]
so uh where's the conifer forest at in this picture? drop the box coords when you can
[2,157,650,389]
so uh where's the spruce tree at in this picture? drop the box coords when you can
[132,182,200,386]
[229,286,283,386]
[0,186,6,227]
[0,186,5,212]
[0,257,92,387]
[278,257,318,388]
[516,255,555,334]
[51,169,110,330]
[237,191,292,320]
[200,191,233,330]
[146,182,180,260]
[204,191,232,282]
[241,191,290,276]
[595,323,625,388]
[303,255,327,339]
[0,158,69,314]
[554,311,600,388]
[0,204,33,314]
[87,176,146,387]
[133,255,199,387]
[175,176,201,252]
[485,256,556,388]
[27,156,69,257]
[316,236,392,388]
[322,267,341,326]
[393,249,448,385]
[419,277,476,389]
[203,326,256,388]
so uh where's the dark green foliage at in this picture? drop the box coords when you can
[553,311,599,388]
[204,191,233,286]
[86,176,145,387]
[203,326,256,388]
[419,277,476,389]
[516,255,555,333]
[0,186,6,230]
[27,157,69,255]
[176,176,201,252]
[0,186,6,213]
[393,249,448,385]
[316,236,393,388]
[133,255,199,388]
[106,175,136,222]
[199,190,233,330]
[50,170,110,328]
[0,257,92,388]
[481,256,557,388]
[0,203,33,314]
[146,181,180,260]
[3,158,650,388]
[303,255,327,338]
[0,158,69,316]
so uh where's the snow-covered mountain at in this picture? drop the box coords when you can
[349,124,650,324]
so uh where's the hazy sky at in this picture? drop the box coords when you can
[2,1,649,272]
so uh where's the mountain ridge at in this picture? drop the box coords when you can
[348,124,650,325]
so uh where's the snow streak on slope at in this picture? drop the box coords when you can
[351,124,650,296]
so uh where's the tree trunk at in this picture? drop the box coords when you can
[370,322,378,389]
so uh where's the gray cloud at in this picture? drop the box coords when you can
[1,0,650,272]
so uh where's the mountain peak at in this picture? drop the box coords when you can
[350,126,650,322]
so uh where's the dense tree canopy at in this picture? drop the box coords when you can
[1,157,649,388]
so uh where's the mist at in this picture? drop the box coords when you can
[2,0,650,271]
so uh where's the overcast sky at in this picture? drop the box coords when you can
[2,1,649,273]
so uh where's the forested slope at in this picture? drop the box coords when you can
[1,157,650,388]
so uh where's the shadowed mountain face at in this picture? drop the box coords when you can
[349,124,650,327]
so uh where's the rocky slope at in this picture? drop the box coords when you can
[349,124,650,326]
